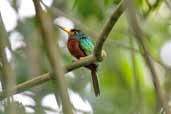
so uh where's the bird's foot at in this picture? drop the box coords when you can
[79,57,86,60]
[72,57,85,63]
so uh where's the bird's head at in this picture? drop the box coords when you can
[57,25,84,38]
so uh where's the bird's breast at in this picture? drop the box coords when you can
[67,38,86,59]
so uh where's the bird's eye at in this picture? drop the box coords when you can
[75,31,78,35]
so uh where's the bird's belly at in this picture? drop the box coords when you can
[67,39,86,59]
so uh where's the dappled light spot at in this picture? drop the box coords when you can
[85,83,91,93]
[65,71,75,78]
[54,17,74,40]
[5,47,12,62]
[13,91,35,113]
[41,94,60,114]
[41,90,93,114]
[0,0,17,31]
[69,90,93,113]
[41,94,60,110]
[54,17,74,30]
[160,40,171,67]
[18,0,35,19]
[9,31,26,51]
[42,0,53,7]
[58,40,66,48]
[54,17,74,55]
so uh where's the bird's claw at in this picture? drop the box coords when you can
[72,57,85,63]
[79,57,85,60]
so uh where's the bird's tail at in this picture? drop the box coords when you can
[91,70,100,96]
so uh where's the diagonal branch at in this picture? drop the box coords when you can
[0,55,96,100]
[144,0,162,18]
[125,0,170,114]
[0,73,50,100]
[94,0,124,61]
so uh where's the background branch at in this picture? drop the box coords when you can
[144,0,162,18]
[0,55,96,100]
[129,37,143,113]
[0,13,16,114]
[32,0,73,114]
[125,0,170,114]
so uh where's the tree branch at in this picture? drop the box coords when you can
[94,0,124,61]
[0,55,96,100]
[0,13,16,114]
[125,0,170,114]
[0,42,166,101]
[0,14,11,91]
[129,37,143,113]
[144,0,162,18]
[32,0,73,114]
[0,73,50,100]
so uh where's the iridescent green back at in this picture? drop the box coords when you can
[78,31,94,56]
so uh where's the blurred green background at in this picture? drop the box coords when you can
[0,0,171,114]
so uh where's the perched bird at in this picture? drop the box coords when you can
[57,25,100,96]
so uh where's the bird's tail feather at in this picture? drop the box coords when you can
[91,70,100,96]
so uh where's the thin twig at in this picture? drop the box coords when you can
[129,37,143,113]
[32,0,73,114]
[145,0,152,9]
[125,0,170,113]
[144,0,162,18]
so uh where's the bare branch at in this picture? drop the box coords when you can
[94,0,125,61]
[0,14,16,114]
[0,73,50,100]
[0,55,96,100]
[129,37,143,113]
[32,0,73,114]
[125,0,170,113]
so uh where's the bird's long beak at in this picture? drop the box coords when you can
[57,25,74,35]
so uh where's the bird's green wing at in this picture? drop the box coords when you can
[79,36,94,56]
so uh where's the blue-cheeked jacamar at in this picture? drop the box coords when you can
[57,25,100,96]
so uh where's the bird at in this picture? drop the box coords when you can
[57,25,100,96]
